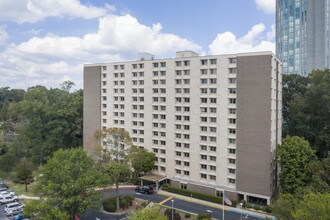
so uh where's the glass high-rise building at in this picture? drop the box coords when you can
[276,0,330,76]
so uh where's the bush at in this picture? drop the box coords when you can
[245,203,252,208]
[185,213,191,218]
[254,205,260,210]
[240,199,247,207]
[197,213,212,220]
[265,205,272,213]
[261,206,267,212]
[103,197,117,212]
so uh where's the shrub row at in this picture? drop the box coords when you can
[240,200,272,213]
[163,184,237,207]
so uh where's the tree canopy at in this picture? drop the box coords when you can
[283,70,330,158]
[25,148,108,219]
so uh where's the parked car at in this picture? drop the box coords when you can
[135,186,154,194]
[0,183,8,191]
[11,214,31,220]
[5,207,23,216]
[0,190,15,196]
[0,195,18,204]
[5,202,24,213]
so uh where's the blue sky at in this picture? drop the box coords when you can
[0,0,275,89]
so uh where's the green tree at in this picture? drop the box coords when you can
[273,192,330,220]
[15,158,33,192]
[94,128,132,211]
[128,205,167,220]
[277,136,317,193]
[293,193,330,220]
[282,74,309,136]
[24,200,69,220]
[128,146,155,178]
[283,70,330,158]
[30,148,108,219]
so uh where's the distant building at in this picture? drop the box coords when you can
[276,0,330,75]
[83,51,282,205]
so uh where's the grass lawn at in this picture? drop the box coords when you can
[3,179,38,197]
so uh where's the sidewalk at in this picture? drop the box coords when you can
[18,195,40,200]
[157,190,275,220]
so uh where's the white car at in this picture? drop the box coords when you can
[5,202,24,213]
[0,191,15,197]
[0,195,18,204]
[5,206,23,216]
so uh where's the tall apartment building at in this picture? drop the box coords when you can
[276,0,330,75]
[83,51,282,205]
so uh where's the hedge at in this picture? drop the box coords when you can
[103,195,135,212]
[163,185,237,207]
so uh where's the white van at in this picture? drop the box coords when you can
[5,206,23,216]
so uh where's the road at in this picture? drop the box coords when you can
[80,188,265,220]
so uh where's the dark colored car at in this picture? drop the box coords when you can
[135,186,154,194]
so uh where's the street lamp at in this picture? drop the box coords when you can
[171,199,174,220]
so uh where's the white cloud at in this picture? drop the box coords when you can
[0,0,112,23]
[0,14,201,89]
[0,26,8,44]
[209,24,275,55]
[267,24,276,41]
[255,0,275,14]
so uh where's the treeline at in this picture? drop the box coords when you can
[273,69,330,219]
[0,81,83,172]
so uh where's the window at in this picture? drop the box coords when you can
[153,62,159,68]
[209,68,217,74]
[229,178,236,184]
[176,70,182,76]
[229,138,236,144]
[176,142,182,147]
[184,152,190,158]
[132,64,137,69]
[210,156,216,161]
[229,68,237,74]
[176,151,182,156]
[201,59,207,65]
[229,78,236,84]
[200,145,207,151]
[229,98,236,104]
[229,88,237,94]
[176,61,182,66]
[210,98,217,104]
[210,146,216,152]
[183,60,190,66]
[229,168,236,174]
[184,107,190,112]
[184,70,190,75]
[120,65,125,70]
[176,160,182,165]
[210,59,217,65]
[184,79,190,84]
[183,171,189,176]
[139,63,144,68]
[102,66,107,71]
[210,137,217,142]
[201,88,207,94]
[201,69,207,75]
[201,79,207,84]
[210,127,217,133]
[201,107,207,113]
[201,164,207,169]
[229,58,237,64]
[229,118,236,124]
[176,169,181,174]
[160,62,166,67]
[114,65,118,70]
[201,173,207,179]
[153,71,159,76]
[201,98,207,103]
[210,117,216,123]
[184,143,189,148]
[229,108,236,114]
[229,158,236,164]
[210,175,216,180]
[210,78,217,84]
[201,117,207,122]
[210,88,217,94]
[201,136,207,141]
[139,72,144,77]
[229,148,236,154]
[229,129,236,134]
[200,155,207,160]
[210,108,217,113]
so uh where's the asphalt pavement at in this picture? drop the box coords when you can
[80,188,268,220]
